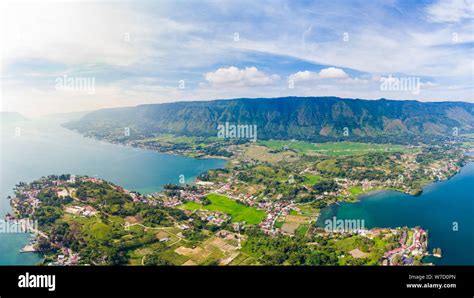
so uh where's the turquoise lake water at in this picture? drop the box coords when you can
[317,160,474,265]
[0,117,226,265]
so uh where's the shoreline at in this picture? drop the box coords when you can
[339,160,472,206]
[323,160,472,213]
[5,124,471,265]
[317,161,474,265]
[68,130,232,161]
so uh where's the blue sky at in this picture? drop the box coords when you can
[1,0,473,116]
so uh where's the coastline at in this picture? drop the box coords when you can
[340,159,471,205]
[11,176,431,266]
[327,160,472,210]
[62,129,473,201]
[5,123,472,266]
[317,160,474,265]
[68,130,232,161]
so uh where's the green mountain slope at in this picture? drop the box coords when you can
[64,97,474,143]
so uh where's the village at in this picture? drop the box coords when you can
[382,227,429,266]
[5,167,445,267]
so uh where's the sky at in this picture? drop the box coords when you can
[0,0,473,117]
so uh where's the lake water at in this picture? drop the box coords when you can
[0,116,226,265]
[317,159,474,265]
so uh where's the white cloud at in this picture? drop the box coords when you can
[288,67,351,83]
[426,0,474,23]
[288,70,319,83]
[1,0,473,116]
[0,2,200,67]
[318,67,348,79]
[204,66,280,87]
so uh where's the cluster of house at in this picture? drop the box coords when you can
[195,209,230,226]
[208,181,297,234]
[154,185,232,226]
[424,162,460,181]
[158,187,206,208]
[48,248,80,266]
[80,176,103,184]
[11,189,41,215]
[160,195,183,208]
[64,205,98,217]
[335,178,380,194]
[382,228,427,266]
[206,181,232,197]
[179,189,205,204]
[195,179,299,233]
[258,201,292,234]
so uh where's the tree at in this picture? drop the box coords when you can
[144,253,172,265]
[107,248,128,265]
[201,196,211,205]
[36,237,51,251]
[392,254,402,265]
[313,179,338,194]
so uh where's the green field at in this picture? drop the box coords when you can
[304,174,321,185]
[138,134,223,145]
[259,140,411,156]
[348,186,364,195]
[63,214,113,241]
[180,201,202,211]
[179,193,266,224]
[296,225,309,237]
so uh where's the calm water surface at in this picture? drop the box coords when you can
[317,160,474,265]
[0,117,226,265]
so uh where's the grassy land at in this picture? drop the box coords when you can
[138,134,223,146]
[138,134,199,144]
[407,230,414,247]
[296,204,320,218]
[63,214,114,241]
[259,140,412,156]
[179,201,202,211]
[304,174,321,185]
[179,193,266,225]
[348,186,363,195]
[296,225,309,237]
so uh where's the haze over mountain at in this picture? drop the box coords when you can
[64,97,474,144]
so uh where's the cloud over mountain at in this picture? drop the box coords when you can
[205,66,280,87]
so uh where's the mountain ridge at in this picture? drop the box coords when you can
[64,96,474,143]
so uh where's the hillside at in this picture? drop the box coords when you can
[64,97,474,143]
